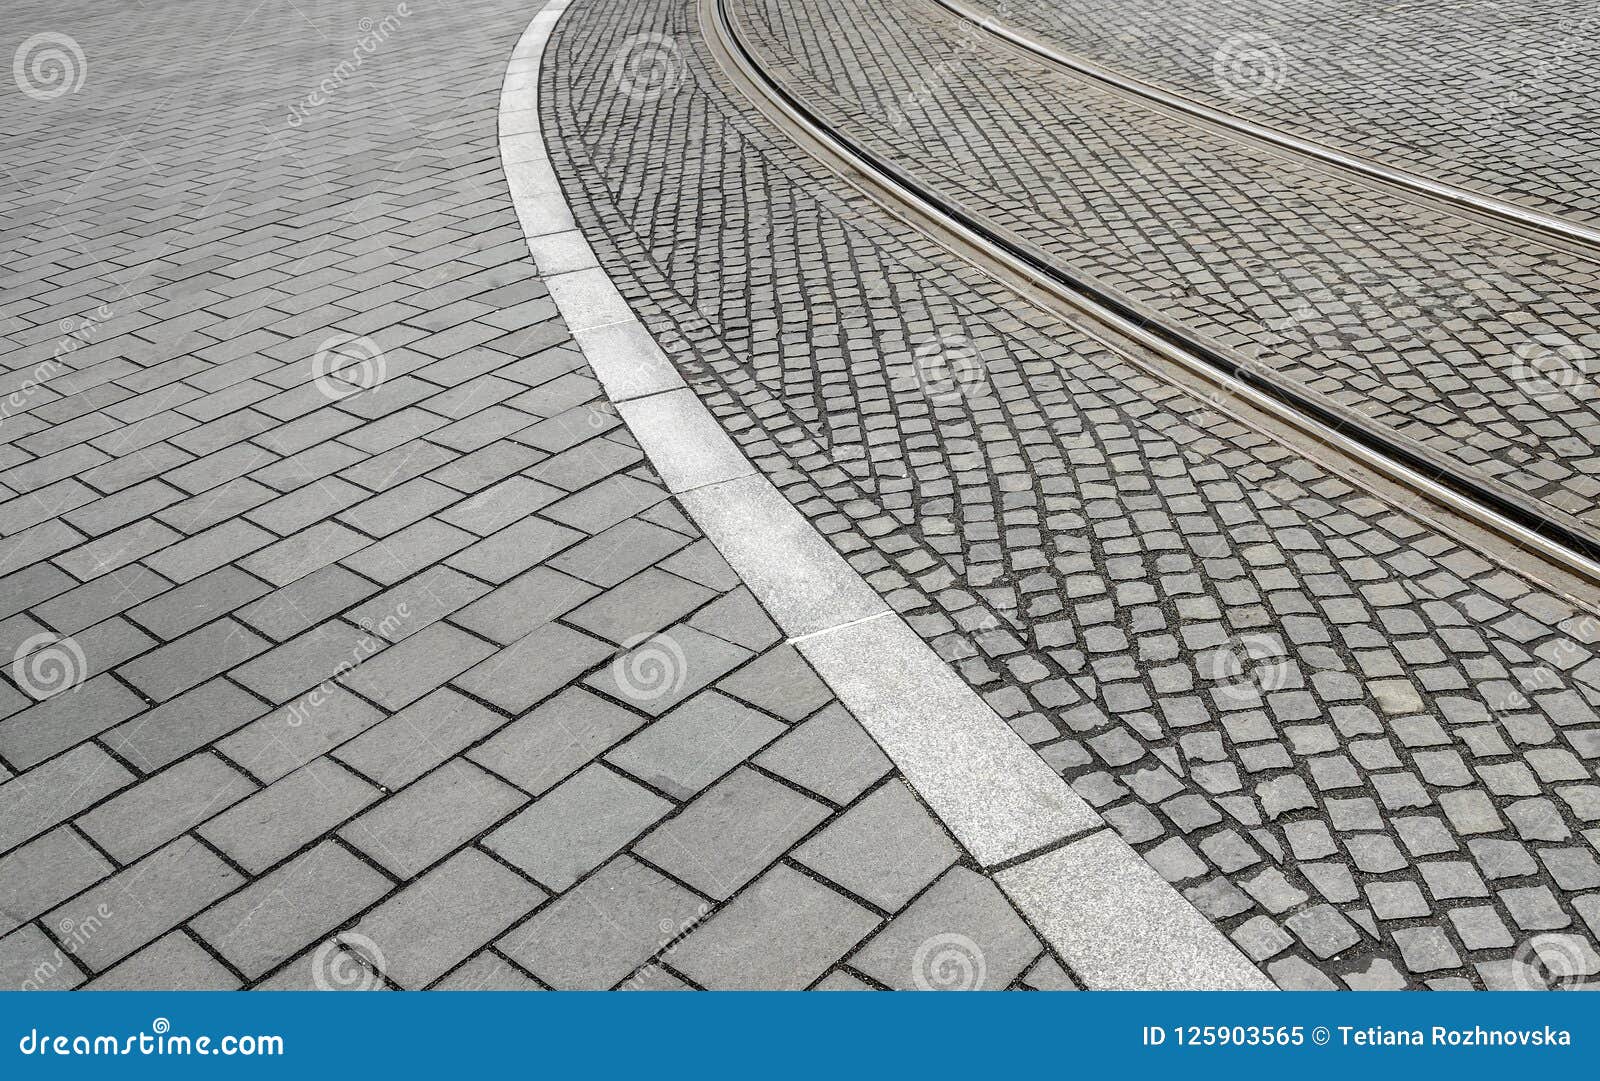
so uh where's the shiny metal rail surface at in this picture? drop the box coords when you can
[930,0,1600,257]
[703,0,1600,600]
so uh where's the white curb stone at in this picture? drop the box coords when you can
[503,0,1272,990]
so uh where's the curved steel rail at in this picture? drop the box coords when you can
[930,0,1600,256]
[703,0,1600,595]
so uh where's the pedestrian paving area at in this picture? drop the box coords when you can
[542,0,1600,988]
[1,0,1075,991]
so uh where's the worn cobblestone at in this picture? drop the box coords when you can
[545,0,1600,987]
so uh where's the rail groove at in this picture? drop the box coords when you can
[703,0,1600,600]
[931,0,1600,258]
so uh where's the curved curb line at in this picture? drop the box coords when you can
[499,0,1271,991]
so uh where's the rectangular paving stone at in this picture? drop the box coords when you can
[547,517,691,588]
[754,704,892,804]
[0,743,134,853]
[485,764,672,892]
[141,518,273,584]
[450,566,598,644]
[584,625,751,717]
[55,518,180,581]
[354,847,545,990]
[84,931,240,991]
[454,622,612,714]
[792,781,958,912]
[635,767,828,901]
[468,687,645,795]
[44,836,243,972]
[345,566,491,642]
[564,566,714,644]
[0,674,147,769]
[0,520,84,578]
[0,827,115,938]
[671,864,879,991]
[126,565,271,640]
[340,622,495,711]
[240,520,370,586]
[218,686,386,784]
[438,476,560,536]
[497,854,703,990]
[0,923,84,990]
[234,564,378,642]
[445,514,582,583]
[606,690,785,800]
[25,566,158,636]
[101,678,267,773]
[117,618,269,702]
[231,620,384,704]
[340,758,526,879]
[851,866,1039,990]
[76,753,257,864]
[191,840,393,979]
[332,687,508,791]
[340,518,475,585]
[199,757,382,876]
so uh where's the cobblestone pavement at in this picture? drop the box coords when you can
[730,0,1600,541]
[0,0,1071,991]
[975,0,1600,228]
[546,0,1600,988]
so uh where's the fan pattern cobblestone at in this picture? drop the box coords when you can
[732,0,1600,540]
[983,0,1600,228]
[545,0,1600,989]
[0,0,1064,992]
